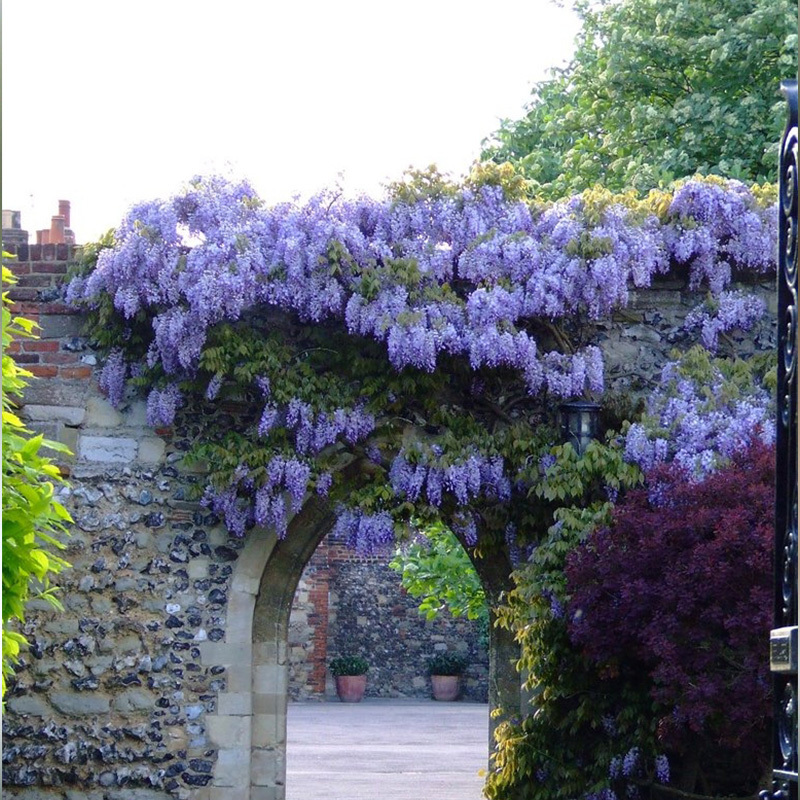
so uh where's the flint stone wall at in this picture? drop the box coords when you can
[0,250,776,798]
[288,536,488,702]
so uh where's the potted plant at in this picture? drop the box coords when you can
[427,652,467,701]
[329,655,369,702]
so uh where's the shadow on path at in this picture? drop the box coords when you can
[286,699,489,800]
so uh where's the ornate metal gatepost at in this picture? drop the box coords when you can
[765,79,799,800]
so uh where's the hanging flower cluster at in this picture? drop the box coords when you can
[666,177,777,292]
[623,348,774,480]
[330,508,395,554]
[682,289,767,352]
[389,449,511,507]
[67,175,774,393]
[201,456,312,538]
[67,174,776,544]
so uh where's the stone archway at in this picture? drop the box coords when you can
[198,494,333,800]
[201,487,521,799]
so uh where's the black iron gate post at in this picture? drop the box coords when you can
[766,78,799,800]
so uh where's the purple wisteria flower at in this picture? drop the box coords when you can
[624,353,773,480]
[64,174,778,537]
[315,471,333,497]
[258,404,280,437]
[98,349,127,408]
[543,589,564,620]
[586,790,618,800]
[601,714,617,737]
[146,384,182,426]
[202,486,250,537]
[256,375,271,397]
[683,290,767,352]
[622,747,640,778]
[654,754,670,784]
[203,454,317,538]
[365,443,382,463]
[67,174,776,425]
[667,178,776,292]
[389,449,510,509]
[331,507,395,555]
[205,374,223,401]
[453,511,479,547]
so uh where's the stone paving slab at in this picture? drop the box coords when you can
[286,699,489,800]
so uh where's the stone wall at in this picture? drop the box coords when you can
[0,247,776,798]
[2,249,242,797]
[2,465,239,798]
[288,535,488,702]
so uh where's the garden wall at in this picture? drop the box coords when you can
[288,534,487,702]
[1,246,776,799]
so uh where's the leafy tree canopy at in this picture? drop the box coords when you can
[482,0,797,198]
[568,441,774,793]
[389,520,490,644]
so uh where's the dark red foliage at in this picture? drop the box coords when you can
[566,443,774,768]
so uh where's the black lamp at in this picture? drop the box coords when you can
[559,401,601,456]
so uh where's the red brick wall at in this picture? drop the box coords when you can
[292,539,332,695]
[4,246,90,381]
[3,248,95,472]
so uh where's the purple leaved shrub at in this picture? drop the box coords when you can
[566,442,774,792]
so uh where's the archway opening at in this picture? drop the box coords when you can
[284,524,490,799]
[207,486,518,799]
[287,525,489,703]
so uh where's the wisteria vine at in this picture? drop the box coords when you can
[623,347,775,481]
[67,173,776,548]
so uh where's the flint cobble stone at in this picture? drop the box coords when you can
[6,696,51,717]
[23,404,86,426]
[112,689,157,713]
[2,456,241,796]
[50,692,111,715]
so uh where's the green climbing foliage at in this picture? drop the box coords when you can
[486,437,648,800]
[2,265,72,700]
[64,170,777,796]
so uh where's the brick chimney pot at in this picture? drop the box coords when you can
[50,216,66,245]
[58,200,71,228]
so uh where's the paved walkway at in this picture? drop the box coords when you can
[286,699,490,800]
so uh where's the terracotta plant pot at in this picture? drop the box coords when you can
[431,674,460,701]
[335,674,367,702]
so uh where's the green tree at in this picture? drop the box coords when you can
[482,0,797,197]
[389,520,490,644]
[2,265,71,700]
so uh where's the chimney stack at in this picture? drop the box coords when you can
[50,215,66,244]
[10,200,74,247]
[2,209,29,246]
[58,200,71,228]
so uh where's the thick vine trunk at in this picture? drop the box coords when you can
[464,543,522,754]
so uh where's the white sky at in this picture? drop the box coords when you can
[2,1,579,244]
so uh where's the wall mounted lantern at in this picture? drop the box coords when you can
[559,401,601,456]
